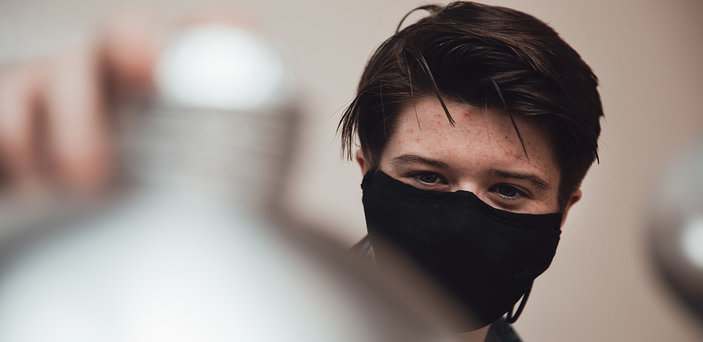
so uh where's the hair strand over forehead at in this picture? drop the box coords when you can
[489,77,529,159]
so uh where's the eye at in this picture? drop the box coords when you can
[407,171,447,189]
[416,172,440,185]
[492,184,526,199]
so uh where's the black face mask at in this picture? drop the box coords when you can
[361,170,563,330]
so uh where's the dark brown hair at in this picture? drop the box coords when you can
[338,1,603,208]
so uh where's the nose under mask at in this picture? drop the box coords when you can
[361,169,563,330]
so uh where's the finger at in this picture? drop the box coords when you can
[40,13,158,194]
[42,46,113,194]
[100,12,159,92]
[0,64,45,193]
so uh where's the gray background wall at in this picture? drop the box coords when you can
[1,0,701,340]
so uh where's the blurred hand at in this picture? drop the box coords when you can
[0,14,158,198]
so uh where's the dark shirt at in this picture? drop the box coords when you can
[351,236,523,342]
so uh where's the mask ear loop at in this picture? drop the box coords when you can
[505,281,534,323]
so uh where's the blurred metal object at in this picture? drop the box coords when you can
[0,191,453,341]
[117,23,297,211]
[0,22,454,341]
[649,139,703,325]
[156,25,294,111]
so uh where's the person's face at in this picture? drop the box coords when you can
[357,96,581,218]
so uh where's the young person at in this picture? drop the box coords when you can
[0,2,602,340]
[340,2,603,340]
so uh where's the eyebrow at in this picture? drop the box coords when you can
[390,154,449,169]
[491,169,552,191]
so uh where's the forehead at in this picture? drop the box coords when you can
[381,97,559,183]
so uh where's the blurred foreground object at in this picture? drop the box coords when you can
[0,20,454,341]
[649,139,703,328]
[156,24,294,110]
[117,23,296,210]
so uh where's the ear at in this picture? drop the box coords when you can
[560,189,582,228]
[355,149,370,175]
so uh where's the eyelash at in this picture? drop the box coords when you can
[408,171,447,186]
[488,184,530,200]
